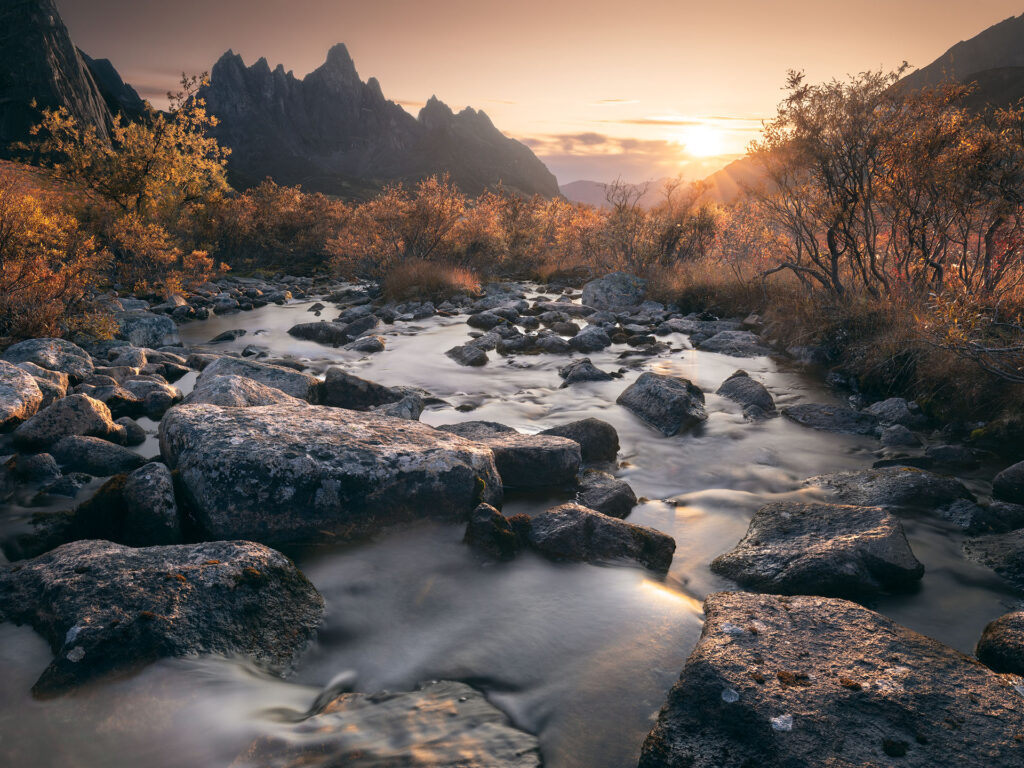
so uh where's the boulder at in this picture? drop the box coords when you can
[184,374,304,408]
[446,344,488,366]
[617,372,707,436]
[568,325,612,352]
[120,463,182,545]
[114,311,181,348]
[16,361,69,406]
[964,530,1024,592]
[209,329,247,343]
[527,502,675,573]
[0,539,323,696]
[938,499,1024,534]
[540,418,620,463]
[581,272,648,310]
[438,421,581,489]
[88,384,143,417]
[864,397,926,428]
[2,338,93,382]
[322,368,406,410]
[638,591,1024,768]
[160,404,502,546]
[976,612,1024,676]
[50,435,147,475]
[348,335,385,353]
[698,330,773,357]
[710,502,923,597]
[576,469,637,518]
[782,403,879,435]
[287,321,351,346]
[0,360,44,430]
[880,424,918,447]
[925,443,979,469]
[993,460,1024,505]
[463,503,524,560]
[805,466,973,513]
[116,416,146,446]
[199,357,321,403]
[13,394,126,450]
[558,358,613,386]
[716,370,775,417]
[235,680,541,768]
[370,394,424,421]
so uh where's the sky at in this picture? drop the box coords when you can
[57,0,1024,185]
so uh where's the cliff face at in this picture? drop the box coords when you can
[201,45,560,198]
[0,0,113,156]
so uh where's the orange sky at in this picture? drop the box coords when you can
[57,0,1024,183]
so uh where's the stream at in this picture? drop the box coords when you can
[0,288,1019,768]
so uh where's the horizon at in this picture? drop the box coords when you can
[56,0,1024,185]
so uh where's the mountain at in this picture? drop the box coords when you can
[900,13,1024,108]
[80,52,146,122]
[0,0,113,156]
[201,45,560,199]
[560,178,670,209]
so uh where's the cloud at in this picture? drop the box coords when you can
[592,98,641,105]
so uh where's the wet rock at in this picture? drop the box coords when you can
[0,539,323,696]
[199,357,321,403]
[617,372,707,436]
[881,424,918,447]
[88,383,143,417]
[697,330,772,357]
[13,452,60,483]
[864,397,926,428]
[576,469,637,518]
[438,421,581,489]
[114,311,181,348]
[370,394,424,421]
[50,435,147,476]
[446,344,488,366]
[322,368,406,410]
[209,329,246,343]
[558,358,613,386]
[0,360,44,430]
[711,502,923,597]
[121,463,182,545]
[527,502,674,572]
[540,418,621,463]
[782,403,879,435]
[925,443,979,469]
[466,311,507,330]
[115,417,146,446]
[806,466,973,513]
[235,680,541,768]
[638,591,1024,768]
[993,460,1024,505]
[568,325,612,352]
[464,503,523,560]
[13,394,126,450]
[2,338,93,383]
[535,333,572,354]
[39,472,92,500]
[716,370,775,417]
[964,530,1024,592]
[976,612,1024,675]
[582,272,648,310]
[185,374,304,408]
[287,321,351,346]
[348,335,385,353]
[160,404,502,546]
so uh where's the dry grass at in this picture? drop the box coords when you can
[381,258,481,302]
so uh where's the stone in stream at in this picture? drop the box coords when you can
[976,612,1024,676]
[697,330,773,357]
[114,311,181,348]
[209,329,247,343]
[0,539,323,697]
[638,591,1024,768]
[87,383,143,417]
[184,373,305,407]
[782,402,880,435]
[437,421,581,489]
[13,394,127,450]
[347,335,385,353]
[2,337,94,383]
[616,372,707,436]
[235,680,541,768]
[50,435,147,476]
[446,344,488,366]
[160,404,502,545]
[963,530,1024,592]
[115,416,146,446]
[716,370,775,418]
[581,272,648,310]
[993,459,1024,505]
[16,361,70,406]
[880,424,918,447]
[575,469,637,519]
[463,503,526,560]
[540,418,620,463]
[0,360,44,430]
[568,325,612,352]
[120,463,183,545]
[369,394,424,421]
[198,357,321,403]
[527,502,675,573]
[710,502,923,597]
[863,397,927,428]
[287,321,352,346]
[805,466,974,513]
[558,357,613,386]
[322,368,408,410]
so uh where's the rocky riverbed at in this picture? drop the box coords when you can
[1,272,1023,767]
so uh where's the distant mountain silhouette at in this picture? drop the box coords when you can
[201,45,560,199]
[0,0,113,156]
[559,179,669,208]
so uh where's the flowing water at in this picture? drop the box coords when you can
[1,290,1020,768]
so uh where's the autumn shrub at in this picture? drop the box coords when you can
[381,258,480,302]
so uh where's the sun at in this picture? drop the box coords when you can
[674,124,726,158]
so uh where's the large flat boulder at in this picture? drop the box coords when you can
[0,360,44,430]
[0,539,323,696]
[160,404,502,546]
[13,393,126,449]
[184,373,304,407]
[199,357,321,402]
[711,502,923,597]
[783,403,879,435]
[639,591,1024,768]
[806,466,973,513]
[617,372,707,436]
[2,337,93,382]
